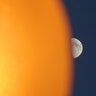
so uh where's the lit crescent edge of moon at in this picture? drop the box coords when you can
[72,38,83,58]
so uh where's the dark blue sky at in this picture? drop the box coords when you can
[63,0,96,96]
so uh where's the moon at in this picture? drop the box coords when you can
[72,38,83,58]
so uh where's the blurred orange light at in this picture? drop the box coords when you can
[0,0,73,96]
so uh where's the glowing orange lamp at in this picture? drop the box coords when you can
[0,0,73,96]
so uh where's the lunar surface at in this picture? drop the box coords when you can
[72,38,83,58]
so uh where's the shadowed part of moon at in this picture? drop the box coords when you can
[72,38,83,58]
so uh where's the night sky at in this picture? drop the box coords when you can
[62,0,96,96]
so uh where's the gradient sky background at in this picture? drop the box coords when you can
[62,0,96,96]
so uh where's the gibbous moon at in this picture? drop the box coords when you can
[72,38,83,58]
